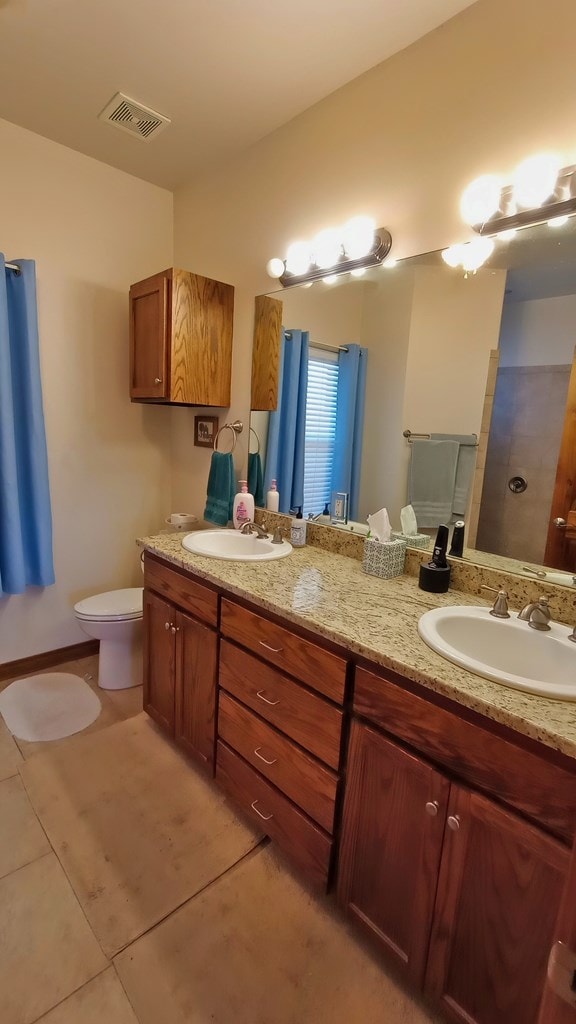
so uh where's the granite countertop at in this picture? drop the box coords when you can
[139,532,576,760]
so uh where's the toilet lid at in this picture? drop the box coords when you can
[74,587,143,621]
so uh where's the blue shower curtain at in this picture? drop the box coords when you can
[264,329,309,514]
[331,343,367,521]
[0,257,54,594]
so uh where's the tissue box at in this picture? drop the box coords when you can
[362,537,406,579]
[391,530,430,551]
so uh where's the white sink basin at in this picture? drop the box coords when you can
[181,529,292,562]
[418,605,576,700]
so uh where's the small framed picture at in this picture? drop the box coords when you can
[194,415,219,448]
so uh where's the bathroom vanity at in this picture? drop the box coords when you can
[140,536,576,1024]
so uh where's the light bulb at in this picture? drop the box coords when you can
[285,241,311,276]
[460,175,502,226]
[513,153,561,208]
[351,268,366,278]
[323,274,339,285]
[460,237,494,272]
[311,229,342,269]
[383,257,397,268]
[549,215,569,228]
[342,216,376,259]
[266,257,285,279]
[441,245,464,268]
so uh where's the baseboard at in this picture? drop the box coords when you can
[0,640,99,683]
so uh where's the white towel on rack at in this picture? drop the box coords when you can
[430,434,477,517]
[408,439,459,528]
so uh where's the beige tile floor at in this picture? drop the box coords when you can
[0,653,440,1024]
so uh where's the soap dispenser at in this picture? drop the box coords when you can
[290,507,307,547]
[266,479,280,512]
[233,481,254,529]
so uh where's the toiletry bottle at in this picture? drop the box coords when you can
[290,507,307,547]
[317,502,331,524]
[233,481,255,530]
[266,479,280,512]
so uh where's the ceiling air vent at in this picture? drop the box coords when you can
[98,92,171,142]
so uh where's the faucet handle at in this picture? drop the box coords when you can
[481,585,510,619]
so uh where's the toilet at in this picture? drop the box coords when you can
[74,588,143,690]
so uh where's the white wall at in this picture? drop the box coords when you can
[0,118,173,663]
[172,0,576,514]
[499,294,576,367]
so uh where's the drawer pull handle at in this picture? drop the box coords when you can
[251,799,274,821]
[254,747,277,766]
[256,689,280,706]
[259,640,284,654]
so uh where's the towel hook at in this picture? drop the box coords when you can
[213,419,243,453]
[249,426,261,455]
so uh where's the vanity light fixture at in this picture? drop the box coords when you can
[461,152,576,235]
[266,216,392,287]
[441,237,495,273]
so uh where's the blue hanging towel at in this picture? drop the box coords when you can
[203,451,235,526]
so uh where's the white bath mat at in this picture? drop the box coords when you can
[0,673,101,742]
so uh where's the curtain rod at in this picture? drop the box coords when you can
[284,331,348,354]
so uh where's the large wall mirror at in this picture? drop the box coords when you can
[250,218,576,587]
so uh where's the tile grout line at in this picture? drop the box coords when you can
[27,964,113,1024]
[111,836,270,960]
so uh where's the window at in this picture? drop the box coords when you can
[303,348,339,516]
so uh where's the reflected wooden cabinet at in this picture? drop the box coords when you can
[338,720,569,1024]
[130,267,234,406]
[251,293,283,410]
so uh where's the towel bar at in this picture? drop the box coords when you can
[213,420,243,452]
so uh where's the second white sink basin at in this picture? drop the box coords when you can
[182,529,292,562]
[418,605,576,700]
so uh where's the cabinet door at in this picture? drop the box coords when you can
[426,786,569,1024]
[129,271,170,400]
[337,721,450,987]
[174,610,217,771]
[143,589,175,734]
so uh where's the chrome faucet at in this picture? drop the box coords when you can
[518,595,552,631]
[239,520,269,539]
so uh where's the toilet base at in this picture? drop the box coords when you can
[97,622,143,690]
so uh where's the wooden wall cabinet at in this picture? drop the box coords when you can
[338,720,569,1024]
[130,268,234,406]
[251,294,283,410]
[143,555,218,771]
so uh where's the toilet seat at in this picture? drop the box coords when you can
[74,587,143,622]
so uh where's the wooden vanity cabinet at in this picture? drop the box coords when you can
[338,674,573,1024]
[130,268,234,406]
[143,554,218,771]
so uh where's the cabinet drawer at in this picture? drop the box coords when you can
[144,554,218,626]
[219,640,343,770]
[218,692,337,833]
[216,741,332,890]
[354,666,576,842]
[221,598,346,703]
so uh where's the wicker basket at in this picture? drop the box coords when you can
[362,537,406,579]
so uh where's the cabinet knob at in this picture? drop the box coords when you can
[425,800,439,817]
[154,377,162,384]
[164,621,171,630]
[447,814,461,832]
[170,625,179,634]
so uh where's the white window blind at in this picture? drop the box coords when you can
[303,348,339,516]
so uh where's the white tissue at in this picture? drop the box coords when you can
[400,504,418,537]
[367,508,391,543]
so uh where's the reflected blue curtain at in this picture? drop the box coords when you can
[0,257,54,594]
[331,344,367,521]
[264,329,309,514]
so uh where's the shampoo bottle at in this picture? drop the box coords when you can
[266,479,280,512]
[233,481,255,530]
[290,507,307,547]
